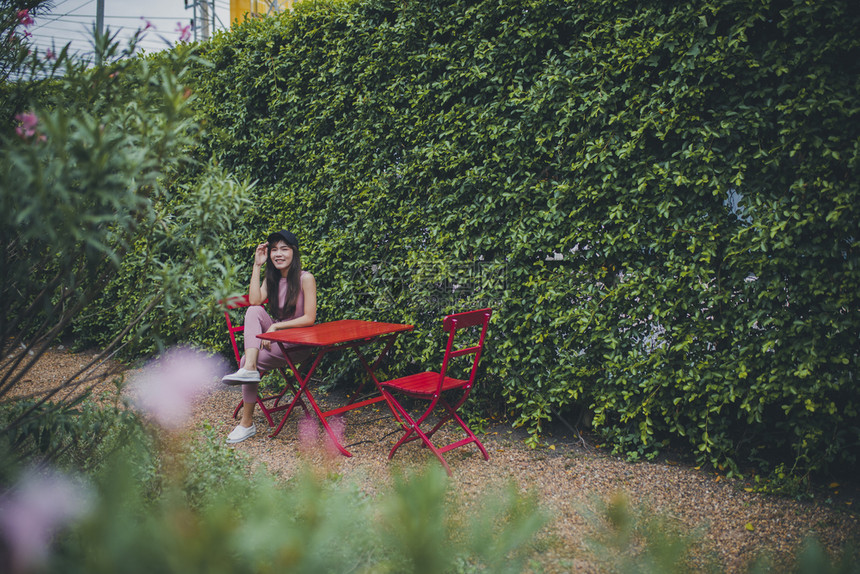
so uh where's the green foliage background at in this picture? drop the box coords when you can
[93,0,860,479]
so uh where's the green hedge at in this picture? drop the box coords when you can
[175,0,859,478]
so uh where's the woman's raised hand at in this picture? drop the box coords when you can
[254,242,268,267]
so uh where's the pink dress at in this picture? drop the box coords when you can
[239,271,312,401]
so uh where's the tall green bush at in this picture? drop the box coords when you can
[0,5,253,451]
[182,0,858,479]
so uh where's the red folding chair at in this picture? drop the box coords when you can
[222,295,308,427]
[379,308,492,475]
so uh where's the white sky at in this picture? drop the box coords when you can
[27,0,232,59]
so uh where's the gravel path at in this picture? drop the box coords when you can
[11,348,860,572]
[205,387,860,572]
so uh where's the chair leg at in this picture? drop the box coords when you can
[416,396,488,460]
[383,392,419,459]
[388,413,452,476]
[257,395,278,427]
[232,384,309,427]
[383,392,454,476]
[413,426,452,476]
[439,399,489,460]
[386,400,489,474]
[423,411,451,441]
[230,396,282,427]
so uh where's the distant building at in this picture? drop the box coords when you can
[230,0,295,24]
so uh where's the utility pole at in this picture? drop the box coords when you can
[95,0,104,65]
[199,0,210,41]
[185,0,217,42]
[184,0,197,41]
[95,0,104,36]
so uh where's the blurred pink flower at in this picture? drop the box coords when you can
[45,48,55,60]
[176,22,191,42]
[131,346,227,429]
[323,416,346,458]
[17,9,34,27]
[298,414,319,451]
[141,17,154,31]
[14,111,39,139]
[0,468,92,573]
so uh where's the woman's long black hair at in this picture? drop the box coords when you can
[265,240,302,320]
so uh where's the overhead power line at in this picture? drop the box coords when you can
[27,0,230,57]
[37,14,191,20]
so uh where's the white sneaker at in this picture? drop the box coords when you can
[221,368,261,385]
[226,423,256,444]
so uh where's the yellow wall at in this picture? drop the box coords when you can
[229,0,294,25]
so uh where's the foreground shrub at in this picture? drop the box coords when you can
[1,364,545,573]
[1,366,854,573]
[0,2,253,450]
[41,441,544,573]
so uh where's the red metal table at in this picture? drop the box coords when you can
[258,319,413,456]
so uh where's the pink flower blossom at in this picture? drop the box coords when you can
[16,9,34,27]
[141,17,154,31]
[45,48,55,60]
[14,111,39,139]
[298,414,319,451]
[298,414,346,457]
[176,22,191,42]
[130,346,227,429]
[323,415,347,458]
[0,468,92,573]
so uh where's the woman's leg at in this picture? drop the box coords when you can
[233,306,273,423]
[240,383,258,427]
[243,348,260,371]
[233,307,309,429]
[242,306,273,371]
[237,346,310,427]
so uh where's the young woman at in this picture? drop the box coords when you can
[221,230,317,444]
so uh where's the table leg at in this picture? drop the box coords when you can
[267,345,324,439]
[265,332,411,458]
[269,344,354,457]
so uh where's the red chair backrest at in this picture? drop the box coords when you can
[220,295,267,366]
[439,308,492,387]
